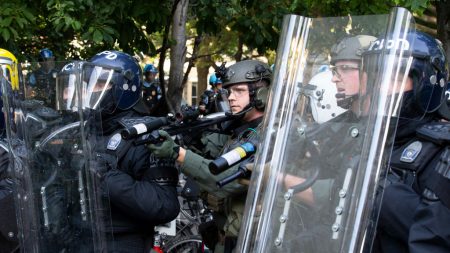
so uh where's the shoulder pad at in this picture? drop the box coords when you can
[416,122,450,145]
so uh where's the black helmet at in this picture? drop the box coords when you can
[404,31,448,114]
[84,51,142,113]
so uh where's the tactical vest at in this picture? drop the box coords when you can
[389,121,450,209]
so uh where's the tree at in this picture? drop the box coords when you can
[167,0,189,113]
[0,0,447,111]
[435,1,450,62]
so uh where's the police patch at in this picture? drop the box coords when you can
[107,133,122,150]
[400,141,422,163]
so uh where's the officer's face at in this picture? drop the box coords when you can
[331,60,361,100]
[41,58,55,71]
[145,72,156,82]
[227,83,250,113]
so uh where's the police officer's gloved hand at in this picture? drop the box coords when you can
[90,152,115,180]
[147,130,180,160]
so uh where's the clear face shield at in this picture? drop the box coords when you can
[83,65,115,110]
[56,63,80,111]
[361,38,417,122]
[237,7,417,253]
[1,65,12,82]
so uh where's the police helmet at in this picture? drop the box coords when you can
[308,71,347,123]
[0,48,20,91]
[363,31,448,115]
[38,48,54,62]
[331,35,377,65]
[84,51,142,113]
[209,73,222,86]
[219,60,272,110]
[143,63,158,74]
[405,31,448,114]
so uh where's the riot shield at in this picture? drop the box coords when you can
[2,61,110,252]
[238,7,416,253]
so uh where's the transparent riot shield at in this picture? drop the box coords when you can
[238,7,416,253]
[2,61,110,252]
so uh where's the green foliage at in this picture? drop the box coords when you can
[0,0,435,62]
[0,4,35,43]
[0,0,440,100]
[0,0,172,61]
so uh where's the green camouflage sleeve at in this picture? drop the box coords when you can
[181,150,247,199]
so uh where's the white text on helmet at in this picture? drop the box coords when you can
[368,39,410,52]
[96,51,118,60]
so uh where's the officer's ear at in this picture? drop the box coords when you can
[254,86,269,110]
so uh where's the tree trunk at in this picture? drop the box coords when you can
[154,0,180,116]
[182,36,202,87]
[435,1,450,63]
[235,36,244,62]
[197,65,209,96]
[167,0,189,113]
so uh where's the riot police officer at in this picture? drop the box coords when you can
[371,31,450,253]
[81,51,179,253]
[0,52,20,252]
[0,48,21,137]
[142,63,162,114]
[27,48,58,108]
[148,60,272,253]
[0,141,18,253]
[199,73,224,115]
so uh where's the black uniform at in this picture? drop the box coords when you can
[0,142,18,253]
[199,89,218,115]
[28,68,58,108]
[96,108,179,253]
[142,81,162,114]
[374,118,450,253]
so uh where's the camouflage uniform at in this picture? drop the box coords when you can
[181,118,262,251]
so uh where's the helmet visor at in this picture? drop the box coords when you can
[82,65,119,111]
[56,72,78,111]
[0,65,12,83]
[361,43,416,120]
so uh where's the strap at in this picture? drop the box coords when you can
[424,147,450,209]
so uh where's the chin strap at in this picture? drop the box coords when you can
[226,103,254,118]
[437,93,450,120]
[335,92,357,110]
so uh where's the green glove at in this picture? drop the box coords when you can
[147,130,180,159]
